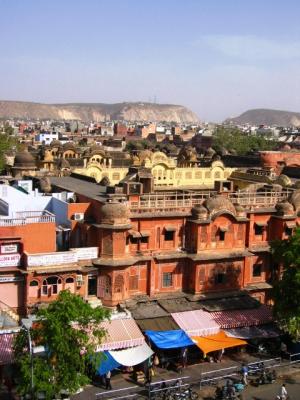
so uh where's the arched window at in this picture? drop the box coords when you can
[65,276,75,293]
[29,280,39,297]
[114,274,124,293]
[42,276,62,296]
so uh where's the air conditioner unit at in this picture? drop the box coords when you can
[74,213,84,221]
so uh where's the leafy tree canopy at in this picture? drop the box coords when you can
[212,126,277,155]
[271,228,300,340]
[0,128,18,171]
[14,290,110,399]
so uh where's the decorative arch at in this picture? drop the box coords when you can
[65,276,75,293]
[28,280,39,298]
[114,274,124,294]
[42,275,62,296]
[98,275,112,299]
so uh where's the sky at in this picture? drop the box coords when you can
[1,0,300,122]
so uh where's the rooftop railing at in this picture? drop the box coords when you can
[129,189,293,214]
[0,210,55,226]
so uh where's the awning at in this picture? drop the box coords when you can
[97,318,145,351]
[128,230,141,238]
[171,310,220,336]
[0,333,15,365]
[136,316,180,332]
[211,305,273,329]
[140,231,150,237]
[225,324,281,339]
[192,331,247,355]
[145,330,194,349]
[109,342,153,366]
[219,226,229,232]
[255,222,267,227]
[96,351,121,375]
[164,225,176,232]
[285,221,296,228]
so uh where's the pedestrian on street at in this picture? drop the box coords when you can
[241,363,248,385]
[105,370,112,390]
[181,347,188,369]
[277,383,288,400]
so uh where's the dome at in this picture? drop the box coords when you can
[39,177,52,193]
[100,201,129,225]
[275,174,292,187]
[14,150,36,168]
[289,189,300,212]
[275,201,294,216]
[191,204,208,220]
[50,140,61,147]
[91,148,106,157]
[282,144,291,151]
[205,147,216,157]
[63,142,76,151]
[57,158,70,169]
[235,204,246,218]
[203,195,236,218]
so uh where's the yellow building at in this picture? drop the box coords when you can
[74,149,236,189]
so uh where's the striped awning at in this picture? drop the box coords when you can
[211,305,273,329]
[171,310,220,337]
[0,333,15,365]
[96,318,145,351]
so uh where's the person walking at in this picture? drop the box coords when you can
[241,363,249,386]
[105,370,112,390]
[181,347,188,369]
[277,383,288,400]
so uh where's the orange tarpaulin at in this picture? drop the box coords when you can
[192,330,247,355]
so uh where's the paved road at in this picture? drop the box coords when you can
[235,375,299,400]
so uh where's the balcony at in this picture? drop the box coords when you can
[0,210,55,226]
[129,189,293,214]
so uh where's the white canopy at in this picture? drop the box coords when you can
[108,342,153,366]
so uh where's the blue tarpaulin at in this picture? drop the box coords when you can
[145,330,194,349]
[96,351,121,375]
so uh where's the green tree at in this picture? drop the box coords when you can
[0,132,18,171]
[14,290,110,399]
[271,228,300,340]
[212,126,277,155]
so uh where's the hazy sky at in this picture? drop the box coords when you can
[1,0,300,121]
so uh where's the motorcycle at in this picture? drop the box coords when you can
[254,369,277,386]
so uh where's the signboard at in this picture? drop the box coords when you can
[0,276,24,283]
[73,247,98,260]
[1,244,18,254]
[0,254,21,267]
[27,252,77,267]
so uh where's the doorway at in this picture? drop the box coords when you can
[88,275,97,296]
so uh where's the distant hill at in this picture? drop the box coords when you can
[225,108,300,127]
[0,101,199,123]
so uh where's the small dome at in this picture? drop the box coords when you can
[100,201,129,225]
[289,189,300,212]
[191,204,208,220]
[282,144,291,151]
[275,174,292,187]
[57,158,70,169]
[14,150,35,168]
[50,140,61,147]
[63,142,76,150]
[235,204,246,217]
[275,201,294,216]
[39,177,52,193]
[204,195,236,218]
[205,147,216,157]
